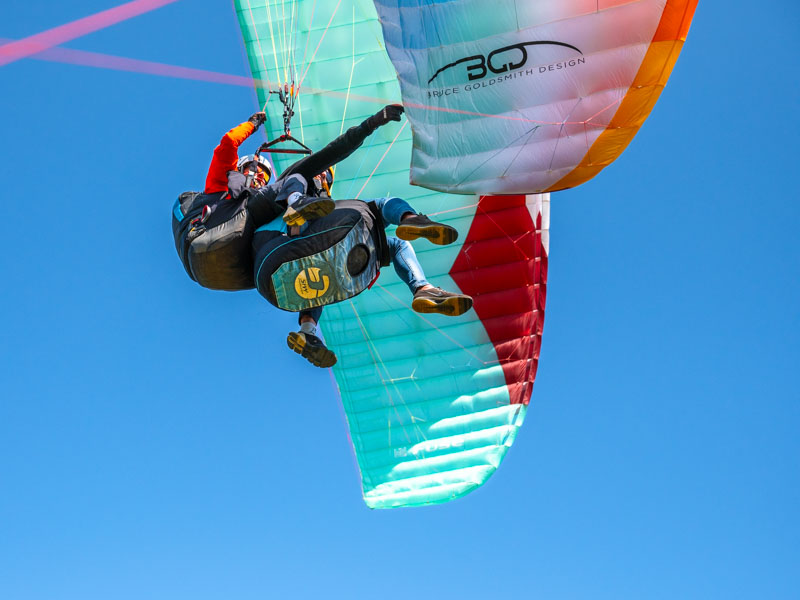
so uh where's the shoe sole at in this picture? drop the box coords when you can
[283,198,335,227]
[287,332,337,368]
[395,223,458,246]
[412,295,473,316]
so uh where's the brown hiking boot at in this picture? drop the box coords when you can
[411,286,473,316]
[287,331,337,368]
[396,214,458,245]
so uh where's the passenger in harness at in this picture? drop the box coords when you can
[171,105,402,289]
[251,105,473,369]
[259,196,473,369]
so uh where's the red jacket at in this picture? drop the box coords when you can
[203,121,256,194]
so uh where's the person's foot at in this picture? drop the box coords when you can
[411,286,473,316]
[396,214,458,245]
[282,195,335,227]
[287,331,337,368]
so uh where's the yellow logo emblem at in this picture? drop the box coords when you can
[294,267,330,299]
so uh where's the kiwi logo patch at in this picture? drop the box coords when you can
[294,267,331,299]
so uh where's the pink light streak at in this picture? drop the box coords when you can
[0,0,598,128]
[7,36,594,127]
[0,38,267,89]
[3,35,600,128]
[0,0,182,67]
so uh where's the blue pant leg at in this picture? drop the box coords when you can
[372,197,416,226]
[299,306,323,325]
[388,236,429,293]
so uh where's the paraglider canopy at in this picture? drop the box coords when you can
[232,0,695,508]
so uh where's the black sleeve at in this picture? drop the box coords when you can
[279,118,378,183]
[246,184,283,228]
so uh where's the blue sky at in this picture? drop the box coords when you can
[1,2,798,599]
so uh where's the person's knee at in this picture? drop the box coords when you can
[381,197,410,220]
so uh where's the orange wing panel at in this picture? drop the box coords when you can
[546,0,698,192]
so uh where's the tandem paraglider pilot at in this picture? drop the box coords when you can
[172,105,473,368]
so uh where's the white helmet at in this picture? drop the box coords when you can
[237,154,273,181]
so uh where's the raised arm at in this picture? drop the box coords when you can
[203,112,266,194]
[279,105,404,185]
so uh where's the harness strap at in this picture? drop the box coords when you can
[366,201,391,268]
